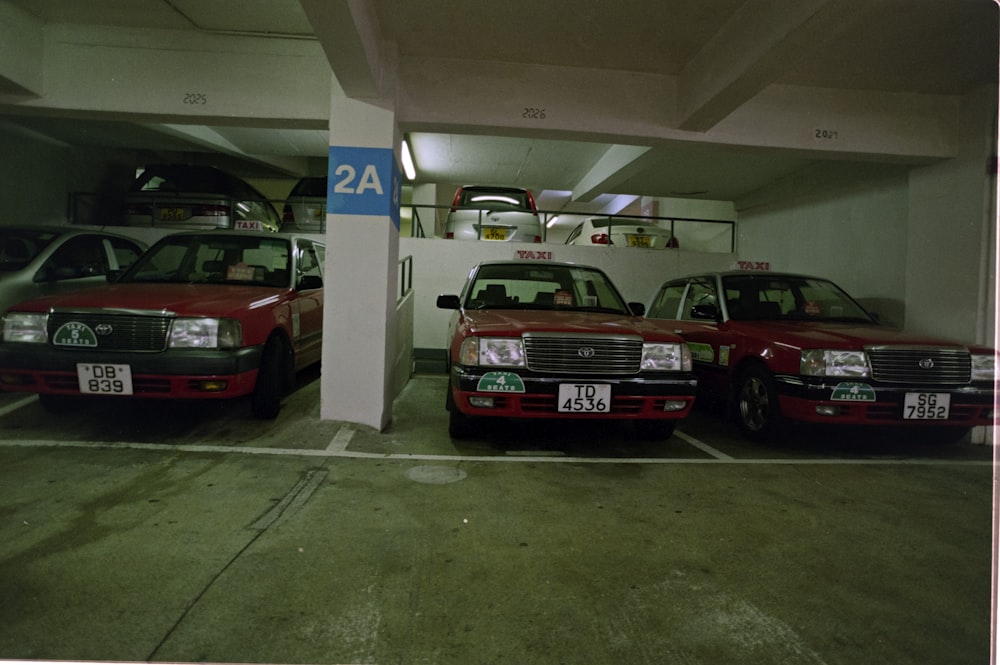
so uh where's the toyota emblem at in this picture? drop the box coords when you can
[918,358,934,370]
[577,346,596,359]
[94,323,114,336]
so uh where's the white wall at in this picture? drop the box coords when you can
[734,85,997,345]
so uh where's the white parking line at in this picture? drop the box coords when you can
[0,395,38,418]
[0,437,990,466]
[675,430,734,460]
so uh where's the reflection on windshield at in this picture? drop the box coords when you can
[464,264,630,315]
[723,274,873,322]
[121,235,291,288]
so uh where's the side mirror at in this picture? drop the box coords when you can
[297,275,323,290]
[690,304,720,321]
[437,294,461,310]
[106,269,124,283]
[628,302,646,316]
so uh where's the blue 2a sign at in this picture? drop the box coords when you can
[327,146,401,228]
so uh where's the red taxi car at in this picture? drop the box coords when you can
[436,261,697,439]
[0,230,325,419]
[646,271,996,441]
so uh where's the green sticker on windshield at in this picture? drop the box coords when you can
[477,371,525,393]
[831,382,876,402]
[53,322,98,347]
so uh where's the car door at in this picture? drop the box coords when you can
[290,238,324,367]
[650,275,734,399]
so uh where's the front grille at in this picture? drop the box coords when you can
[523,332,642,374]
[866,346,971,385]
[47,311,171,352]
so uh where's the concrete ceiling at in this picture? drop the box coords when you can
[1,0,997,215]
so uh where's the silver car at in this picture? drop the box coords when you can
[444,185,542,242]
[123,164,282,233]
[565,216,678,248]
[0,225,146,314]
[281,176,327,233]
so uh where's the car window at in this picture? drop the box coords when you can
[647,283,686,319]
[681,277,718,320]
[458,188,531,211]
[123,235,291,287]
[290,177,328,197]
[295,239,323,288]
[722,274,872,321]
[465,264,629,313]
[44,235,108,280]
[107,238,144,270]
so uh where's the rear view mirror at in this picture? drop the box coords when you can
[437,294,461,310]
[628,302,646,316]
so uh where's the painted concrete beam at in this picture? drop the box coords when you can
[300,0,385,99]
[571,145,652,203]
[0,1,43,100]
[676,0,877,132]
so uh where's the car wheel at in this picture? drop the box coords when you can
[634,420,676,440]
[251,337,290,419]
[445,386,476,439]
[735,365,783,440]
[38,394,81,414]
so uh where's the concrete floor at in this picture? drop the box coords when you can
[0,373,994,664]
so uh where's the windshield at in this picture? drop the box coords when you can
[464,263,631,314]
[121,234,291,287]
[0,229,57,271]
[722,274,874,323]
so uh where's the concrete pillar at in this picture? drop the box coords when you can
[319,78,402,430]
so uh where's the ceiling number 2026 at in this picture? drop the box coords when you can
[814,129,839,140]
[522,107,546,120]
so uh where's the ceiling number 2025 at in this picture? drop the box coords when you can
[814,128,839,140]
[522,107,546,120]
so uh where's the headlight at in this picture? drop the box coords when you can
[459,337,525,367]
[2,312,48,344]
[169,318,242,349]
[801,349,869,377]
[971,353,996,382]
[641,343,691,371]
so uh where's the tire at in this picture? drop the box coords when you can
[445,385,476,439]
[735,365,784,441]
[634,420,676,440]
[251,337,291,419]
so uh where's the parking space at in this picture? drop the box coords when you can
[0,374,992,664]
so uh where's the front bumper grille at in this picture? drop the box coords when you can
[48,311,171,352]
[866,346,971,385]
[523,332,642,374]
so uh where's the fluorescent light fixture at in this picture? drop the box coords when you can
[401,139,416,180]
[546,215,560,228]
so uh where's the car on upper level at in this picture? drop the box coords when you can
[281,175,327,233]
[565,216,678,248]
[645,271,996,442]
[0,225,146,315]
[436,260,697,439]
[0,230,325,419]
[123,164,282,233]
[443,185,542,242]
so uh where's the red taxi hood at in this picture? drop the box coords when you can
[8,283,286,318]
[461,309,679,340]
[732,320,979,350]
